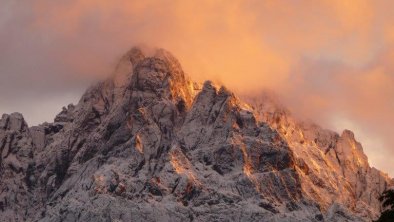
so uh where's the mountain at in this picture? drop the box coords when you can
[0,47,392,222]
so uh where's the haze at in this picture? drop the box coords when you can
[1,0,393,177]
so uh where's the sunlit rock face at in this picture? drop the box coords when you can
[247,95,393,221]
[0,47,392,222]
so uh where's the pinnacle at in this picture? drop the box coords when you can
[341,129,355,140]
[0,112,27,131]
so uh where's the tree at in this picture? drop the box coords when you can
[375,189,394,222]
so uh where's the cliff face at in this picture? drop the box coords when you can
[247,95,392,220]
[0,47,391,222]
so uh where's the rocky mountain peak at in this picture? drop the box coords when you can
[0,47,392,222]
[341,129,355,139]
[111,47,195,107]
[0,113,28,132]
[131,49,194,105]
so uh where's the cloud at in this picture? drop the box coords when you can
[1,0,394,176]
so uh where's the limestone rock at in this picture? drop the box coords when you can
[0,47,391,222]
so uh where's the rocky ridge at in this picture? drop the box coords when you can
[0,47,392,222]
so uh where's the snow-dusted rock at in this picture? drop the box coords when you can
[0,47,391,222]
[247,94,392,221]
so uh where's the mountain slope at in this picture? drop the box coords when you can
[0,47,391,222]
[247,95,392,220]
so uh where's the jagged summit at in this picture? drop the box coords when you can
[0,113,28,131]
[0,47,391,222]
[111,47,195,105]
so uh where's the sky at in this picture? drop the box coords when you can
[0,0,393,176]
